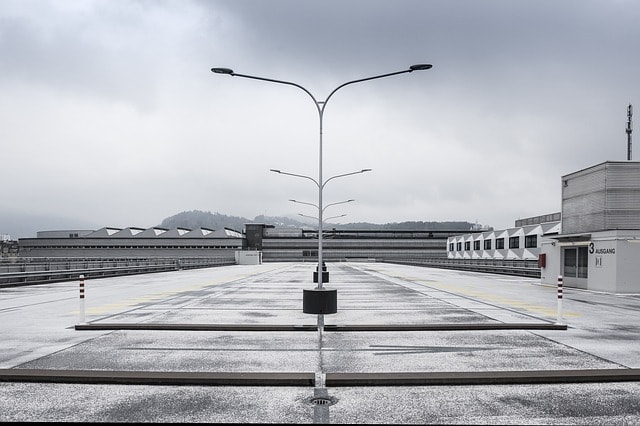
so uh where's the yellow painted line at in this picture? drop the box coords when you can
[70,264,289,316]
[394,275,582,319]
[423,280,581,318]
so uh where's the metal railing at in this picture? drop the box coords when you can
[383,258,541,278]
[0,256,235,287]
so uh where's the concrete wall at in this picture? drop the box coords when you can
[562,161,640,234]
[235,250,262,265]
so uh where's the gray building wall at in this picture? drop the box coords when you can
[18,237,243,259]
[562,161,640,234]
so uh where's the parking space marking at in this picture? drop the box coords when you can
[412,279,581,319]
[70,265,288,316]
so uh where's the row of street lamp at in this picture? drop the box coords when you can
[212,65,431,290]
[290,198,354,224]
[211,64,432,332]
[271,168,370,241]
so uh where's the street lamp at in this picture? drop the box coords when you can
[211,63,432,320]
[269,168,368,282]
[290,198,355,212]
[290,198,353,229]
[298,213,347,223]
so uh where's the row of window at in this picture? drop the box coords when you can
[298,249,446,258]
[449,235,538,252]
[265,240,443,248]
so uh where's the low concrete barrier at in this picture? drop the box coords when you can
[0,257,235,287]
[385,258,541,278]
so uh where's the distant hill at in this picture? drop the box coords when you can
[158,210,484,233]
[158,210,250,232]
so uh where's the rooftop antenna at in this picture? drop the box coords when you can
[627,104,633,161]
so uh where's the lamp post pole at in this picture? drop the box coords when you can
[212,64,432,285]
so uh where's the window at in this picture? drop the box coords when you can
[577,246,588,278]
[456,242,462,251]
[564,247,588,278]
[484,239,492,250]
[473,240,480,250]
[495,238,504,249]
[525,235,537,248]
[509,236,520,249]
[464,241,470,251]
[449,243,454,251]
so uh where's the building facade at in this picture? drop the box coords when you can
[540,161,640,293]
[247,224,454,262]
[18,226,245,260]
[447,213,561,261]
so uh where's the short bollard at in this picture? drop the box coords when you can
[79,274,86,324]
[313,270,329,284]
[303,288,337,315]
[556,275,563,325]
[313,262,329,283]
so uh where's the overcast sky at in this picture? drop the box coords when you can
[1,0,638,236]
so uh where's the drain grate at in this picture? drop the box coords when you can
[309,396,336,406]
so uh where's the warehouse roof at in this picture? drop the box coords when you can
[36,226,243,239]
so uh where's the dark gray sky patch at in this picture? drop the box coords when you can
[0,0,638,236]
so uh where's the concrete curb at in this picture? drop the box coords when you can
[74,322,568,332]
[1,368,638,386]
[0,369,314,386]
[325,369,640,386]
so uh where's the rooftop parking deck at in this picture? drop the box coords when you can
[1,262,639,423]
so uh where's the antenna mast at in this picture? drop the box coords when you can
[627,104,633,161]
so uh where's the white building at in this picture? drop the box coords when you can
[448,214,560,261]
[541,161,640,293]
[449,161,640,294]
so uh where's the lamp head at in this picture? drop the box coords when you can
[409,64,433,71]
[211,67,234,75]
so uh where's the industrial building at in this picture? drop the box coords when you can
[541,161,640,293]
[450,161,640,294]
[246,224,453,262]
[18,227,245,260]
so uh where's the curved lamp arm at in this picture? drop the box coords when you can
[270,169,319,187]
[322,169,372,189]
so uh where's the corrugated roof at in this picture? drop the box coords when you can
[35,226,245,239]
[111,227,145,237]
[135,227,169,237]
[85,227,122,237]
[157,228,192,238]
[183,228,215,238]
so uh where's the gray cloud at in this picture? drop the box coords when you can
[1,0,638,237]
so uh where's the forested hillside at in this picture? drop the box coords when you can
[158,210,484,232]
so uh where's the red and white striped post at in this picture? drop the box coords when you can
[79,274,86,324]
[556,275,563,324]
